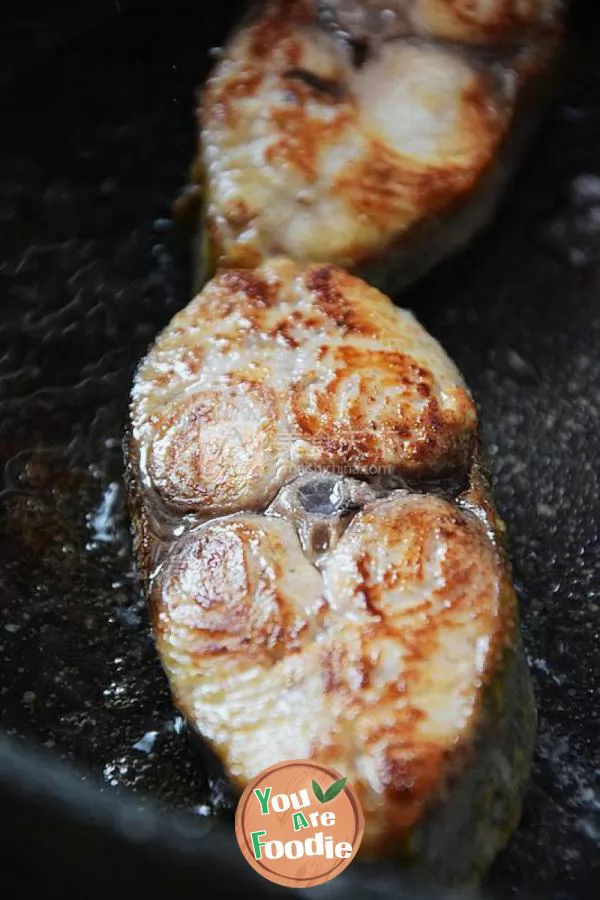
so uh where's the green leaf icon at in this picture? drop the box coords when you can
[323,777,347,803]
[312,780,325,803]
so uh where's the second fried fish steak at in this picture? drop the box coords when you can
[192,0,561,292]
[126,258,535,880]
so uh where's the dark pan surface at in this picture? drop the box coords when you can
[0,2,598,898]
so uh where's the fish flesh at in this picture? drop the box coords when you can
[190,0,562,292]
[126,258,535,879]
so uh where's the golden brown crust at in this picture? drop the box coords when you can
[127,260,535,873]
[290,343,475,473]
[144,492,519,858]
[130,260,477,524]
[193,0,561,280]
[412,0,560,43]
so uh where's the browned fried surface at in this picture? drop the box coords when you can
[149,494,512,853]
[197,0,560,272]
[128,259,533,865]
[130,259,476,519]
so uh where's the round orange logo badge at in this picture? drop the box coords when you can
[235,760,364,888]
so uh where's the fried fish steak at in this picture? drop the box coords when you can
[126,258,535,880]
[190,0,561,292]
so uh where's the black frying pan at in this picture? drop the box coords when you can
[0,2,598,898]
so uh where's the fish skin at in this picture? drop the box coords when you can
[189,0,561,293]
[126,258,535,880]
